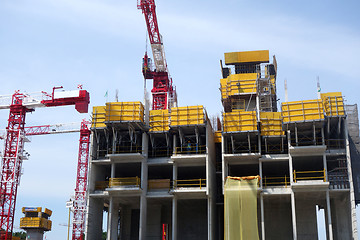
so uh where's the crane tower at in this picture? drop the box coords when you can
[138,0,177,110]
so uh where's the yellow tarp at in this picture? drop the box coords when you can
[224,177,259,240]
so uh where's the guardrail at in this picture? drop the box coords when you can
[173,179,206,189]
[263,176,290,187]
[293,169,326,183]
[174,145,206,155]
[109,177,141,187]
[95,181,109,190]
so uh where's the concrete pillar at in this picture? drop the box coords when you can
[259,161,263,188]
[121,206,132,240]
[260,194,265,240]
[287,131,294,183]
[111,162,115,178]
[323,154,328,181]
[326,190,334,240]
[142,132,148,157]
[344,119,358,239]
[172,197,178,240]
[290,191,297,240]
[221,135,226,194]
[139,159,148,240]
[107,197,118,240]
[86,198,104,240]
[25,229,44,240]
[173,163,177,183]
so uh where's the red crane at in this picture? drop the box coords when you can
[138,0,177,110]
[23,121,91,240]
[0,87,90,240]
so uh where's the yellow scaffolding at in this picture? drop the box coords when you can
[109,177,141,187]
[223,111,257,133]
[224,50,269,65]
[105,102,144,123]
[260,112,284,136]
[91,106,106,128]
[282,99,324,123]
[170,105,205,126]
[321,92,345,116]
[149,109,170,132]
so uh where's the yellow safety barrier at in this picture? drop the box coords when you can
[95,181,109,190]
[92,106,106,128]
[109,145,143,154]
[282,99,324,123]
[223,111,257,132]
[105,101,144,123]
[263,176,290,187]
[293,169,326,183]
[321,92,345,116]
[260,112,284,136]
[173,179,206,189]
[148,179,171,190]
[150,109,170,132]
[214,131,222,143]
[109,177,141,187]
[170,106,205,126]
[20,217,52,230]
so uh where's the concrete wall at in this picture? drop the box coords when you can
[146,204,162,240]
[86,197,104,240]
[178,199,208,240]
[263,196,293,240]
[295,198,318,240]
[331,195,352,240]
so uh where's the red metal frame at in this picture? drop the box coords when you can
[71,120,91,240]
[0,88,90,240]
[0,93,32,240]
[138,0,177,110]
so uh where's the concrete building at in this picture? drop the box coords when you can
[85,50,360,240]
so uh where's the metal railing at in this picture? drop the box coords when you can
[173,179,206,189]
[95,181,109,190]
[263,176,290,187]
[293,169,326,183]
[109,177,141,187]
[174,145,206,155]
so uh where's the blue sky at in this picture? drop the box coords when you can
[0,0,359,239]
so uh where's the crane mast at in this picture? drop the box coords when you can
[138,0,177,110]
[0,87,90,240]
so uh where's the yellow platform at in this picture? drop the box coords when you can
[224,50,269,65]
[105,101,144,123]
[223,111,257,133]
[170,106,205,126]
[321,92,345,116]
[260,112,284,136]
[92,106,106,128]
[221,73,258,100]
[282,99,324,123]
[150,109,170,132]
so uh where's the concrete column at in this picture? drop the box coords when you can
[260,193,265,240]
[259,161,263,188]
[287,131,294,183]
[173,163,177,183]
[86,198,104,240]
[172,197,178,240]
[142,132,148,157]
[290,191,297,240]
[25,229,44,240]
[111,162,115,178]
[121,206,132,240]
[221,135,226,194]
[323,154,328,181]
[139,159,148,240]
[326,190,334,240]
[344,119,359,239]
[139,195,147,240]
[107,197,116,240]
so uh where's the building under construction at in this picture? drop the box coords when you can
[85,50,360,240]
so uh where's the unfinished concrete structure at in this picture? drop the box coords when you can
[85,50,359,240]
[86,103,216,240]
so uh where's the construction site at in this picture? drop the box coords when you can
[0,1,359,240]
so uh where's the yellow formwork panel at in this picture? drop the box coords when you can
[227,73,258,96]
[220,78,227,100]
[282,99,324,123]
[20,217,52,231]
[215,130,222,143]
[170,106,205,126]
[150,109,170,132]
[44,208,52,216]
[321,92,345,116]
[92,106,106,128]
[223,111,257,133]
[224,50,269,65]
[105,101,144,123]
[260,112,284,136]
